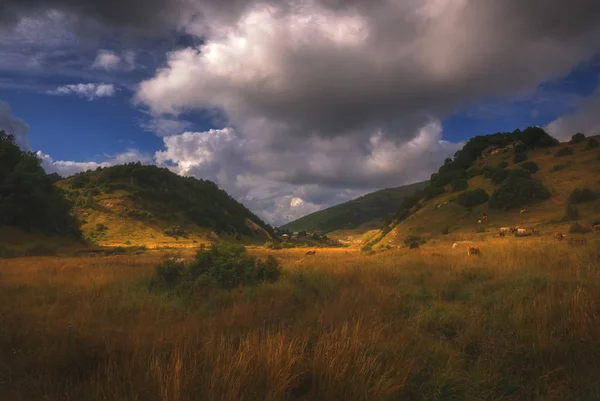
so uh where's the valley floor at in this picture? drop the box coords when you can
[1,238,600,400]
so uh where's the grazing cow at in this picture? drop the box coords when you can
[305,250,316,255]
[478,219,482,224]
[554,232,565,241]
[593,223,600,232]
[533,229,540,236]
[515,228,531,237]
[452,242,459,249]
[409,243,420,250]
[499,227,512,235]
[520,208,527,215]
[467,245,481,256]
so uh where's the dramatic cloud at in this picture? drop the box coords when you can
[49,83,117,100]
[0,101,29,148]
[37,149,152,177]
[140,116,192,136]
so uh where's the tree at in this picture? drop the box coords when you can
[570,133,586,144]
[0,130,81,237]
[489,174,550,210]
[457,189,489,208]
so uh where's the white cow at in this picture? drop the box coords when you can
[452,242,459,249]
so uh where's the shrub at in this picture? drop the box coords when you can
[491,169,509,185]
[475,226,486,233]
[569,222,591,234]
[361,243,373,252]
[441,226,450,235]
[281,241,296,249]
[584,138,599,150]
[457,189,490,208]
[497,161,508,169]
[568,188,597,204]
[185,244,281,289]
[450,179,468,192]
[264,241,274,249]
[489,174,550,210]
[513,152,528,163]
[164,224,186,238]
[95,223,108,232]
[569,133,586,144]
[563,203,579,221]
[520,161,539,174]
[150,256,185,289]
[555,147,574,157]
[404,235,425,246]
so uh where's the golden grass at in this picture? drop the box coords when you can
[1,239,600,400]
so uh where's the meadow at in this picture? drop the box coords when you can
[1,237,600,400]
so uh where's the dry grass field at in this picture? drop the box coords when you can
[1,238,600,400]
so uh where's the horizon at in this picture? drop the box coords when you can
[2,0,600,226]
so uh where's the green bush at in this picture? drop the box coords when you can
[551,162,571,173]
[150,256,185,289]
[281,241,296,249]
[361,243,373,252]
[513,152,528,163]
[520,161,539,174]
[564,203,579,221]
[423,185,445,200]
[0,245,16,258]
[570,133,586,144]
[441,226,450,235]
[491,169,509,185]
[568,188,597,204]
[457,189,489,208]
[584,138,599,150]
[264,241,274,249]
[569,222,591,234]
[404,235,425,246]
[187,244,281,289]
[475,226,486,233]
[497,161,508,169]
[489,174,550,210]
[555,147,574,157]
[450,179,468,192]
[164,224,186,238]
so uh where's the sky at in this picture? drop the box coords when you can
[1,0,600,226]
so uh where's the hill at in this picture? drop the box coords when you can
[370,129,600,248]
[0,131,81,241]
[57,163,275,247]
[281,181,428,234]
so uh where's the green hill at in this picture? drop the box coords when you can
[281,181,428,234]
[370,128,600,248]
[57,163,276,247]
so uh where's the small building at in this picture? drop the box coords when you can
[281,234,290,240]
[292,232,299,239]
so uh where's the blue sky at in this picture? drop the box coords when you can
[2,1,600,225]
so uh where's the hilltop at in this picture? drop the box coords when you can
[280,181,428,237]
[369,128,600,248]
[56,163,275,247]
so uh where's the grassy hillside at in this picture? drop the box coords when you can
[57,163,275,247]
[281,181,428,234]
[375,132,600,248]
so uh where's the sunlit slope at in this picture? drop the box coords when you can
[57,163,275,247]
[378,136,600,247]
[281,181,428,234]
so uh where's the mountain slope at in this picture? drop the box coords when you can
[375,132,600,248]
[58,163,275,247]
[281,181,428,234]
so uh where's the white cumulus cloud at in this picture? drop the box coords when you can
[49,83,117,100]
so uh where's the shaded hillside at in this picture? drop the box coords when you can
[58,163,275,247]
[373,129,600,248]
[0,131,81,238]
[281,181,428,233]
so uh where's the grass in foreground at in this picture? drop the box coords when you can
[1,239,599,400]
